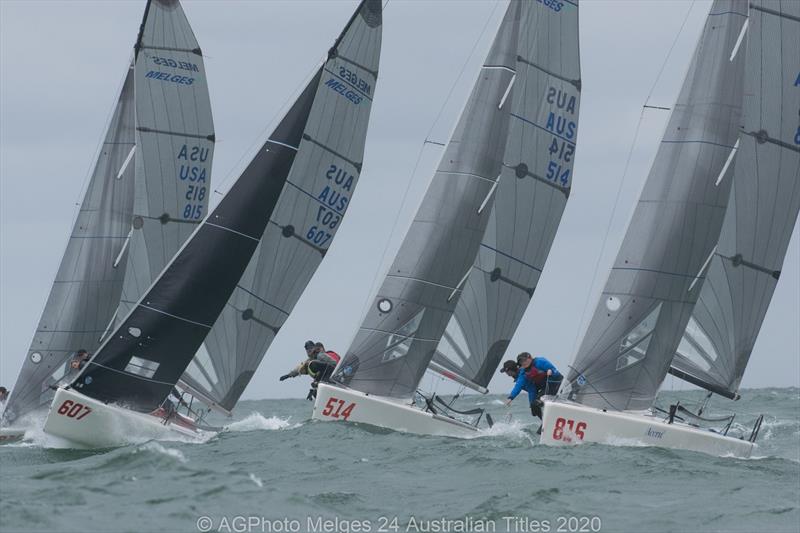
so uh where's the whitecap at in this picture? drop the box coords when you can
[248,472,264,488]
[136,441,187,463]
[224,412,298,432]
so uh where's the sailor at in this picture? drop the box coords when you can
[303,340,317,359]
[313,342,341,366]
[70,349,91,371]
[0,387,8,405]
[517,352,563,397]
[279,359,336,401]
[500,360,543,418]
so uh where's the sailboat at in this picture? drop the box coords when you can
[0,0,214,441]
[540,0,799,458]
[312,0,581,437]
[39,0,383,448]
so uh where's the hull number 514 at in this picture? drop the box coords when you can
[321,397,355,420]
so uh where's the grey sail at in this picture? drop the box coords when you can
[333,1,523,399]
[566,1,747,411]
[71,1,383,413]
[114,0,215,329]
[670,0,800,399]
[181,0,383,412]
[432,0,581,390]
[2,67,136,424]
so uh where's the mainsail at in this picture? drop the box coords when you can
[3,68,136,424]
[566,0,747,411]
[70,0,383,412]
[113,0,215,329]
[181,0,383,412]
[431,0,581,391]
[333,1,524,398]
[670,0,800,399]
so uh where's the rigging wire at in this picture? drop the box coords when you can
[566,0,698,373]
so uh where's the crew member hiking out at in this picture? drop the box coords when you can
[500,359,543,419]
[517,352,563,397]
[314,342,341,366]
[279,359,336,401]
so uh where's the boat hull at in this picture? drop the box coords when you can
[540,398,755,458]
[43,387,207,448]
[312,383,478,438]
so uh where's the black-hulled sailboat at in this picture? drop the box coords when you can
[41,0,383,447]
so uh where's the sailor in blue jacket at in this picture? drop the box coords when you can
[500,360,543,419]
[517,352,563,397]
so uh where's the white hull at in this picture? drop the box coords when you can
[312,383,478,438]
[540,398,755,458]
[43,387,209,448]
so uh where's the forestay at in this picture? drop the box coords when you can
[2,68,136,424]
[566,1,747,411]
[114,0,215,330]
[182,0,383,412]
[432,0,581,390]
[70,0,383,412]
[670,0,800,399]
[333,1,523,399]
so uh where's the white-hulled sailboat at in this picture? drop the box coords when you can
[38,0,383,448]
[540,0,799,458]
[1,0,215,443]
[313,0,581,437]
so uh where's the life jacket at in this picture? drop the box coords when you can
[325,350,341,363]
[525,366,547,385]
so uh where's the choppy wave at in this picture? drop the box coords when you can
[223,412,299,432]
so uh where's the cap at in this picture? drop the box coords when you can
[500,360,517,374]
[304,340,316,349]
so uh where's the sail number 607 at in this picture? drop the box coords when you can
[321,397,355,420]
[56,400,92,420]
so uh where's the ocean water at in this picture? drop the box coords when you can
[0,388,798,533]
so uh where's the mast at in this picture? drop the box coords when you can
[181,0,383,411]
[332,1,524,399]
[2,68,137,424]
[69,1,383,412]
[670,0,800,399]
[565,0,748,412]
[431,0,581,391]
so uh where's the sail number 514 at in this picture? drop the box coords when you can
[56,400,92,420]
[321,397,355,420]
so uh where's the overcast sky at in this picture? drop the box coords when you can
[1,0,797,405]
